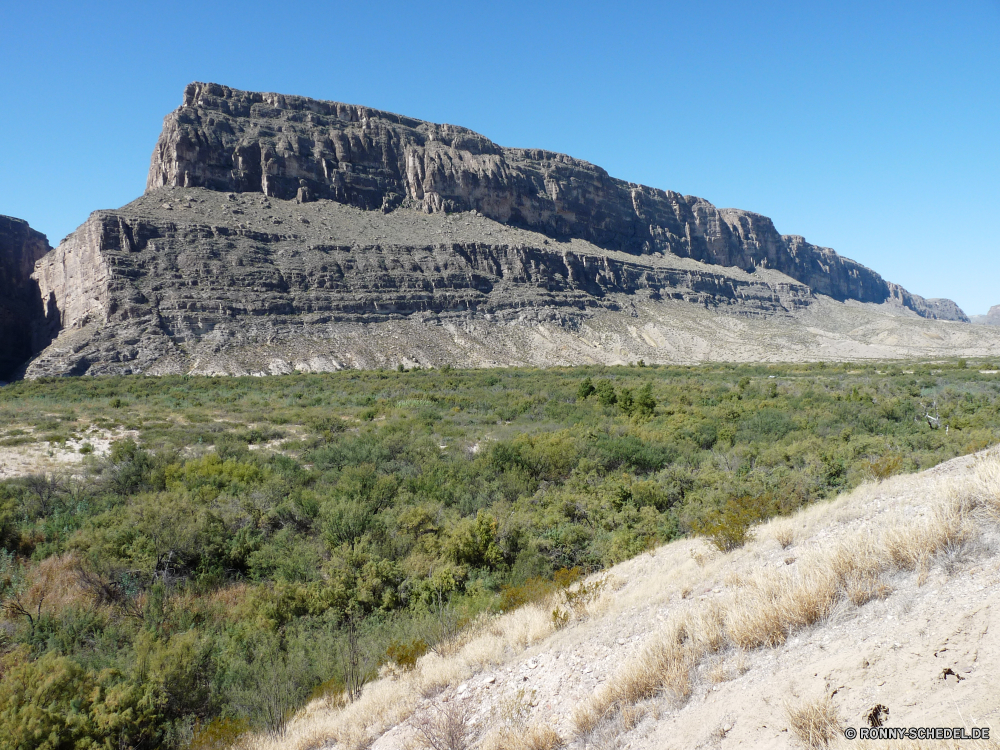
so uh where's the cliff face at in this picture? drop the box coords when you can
[14,83,985,377]
[24,189,817,376]
[0,216,53,379]
[146,83,963,319]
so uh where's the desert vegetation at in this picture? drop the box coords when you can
[0,359,997,747]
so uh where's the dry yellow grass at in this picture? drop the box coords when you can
[243,603,557,750]
[785,695,841,748]
[568,450,1000,742]
[480,724,564,750]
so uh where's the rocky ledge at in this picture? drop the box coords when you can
[25,189,817,376]
[11,83,984,377]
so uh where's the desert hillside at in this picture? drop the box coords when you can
[257,450,1000,750]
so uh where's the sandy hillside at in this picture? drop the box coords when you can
[255,448,1000,750]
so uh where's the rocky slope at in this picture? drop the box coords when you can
[16,83,999,376]
[0,216,53,380]
[971,306,1000,326]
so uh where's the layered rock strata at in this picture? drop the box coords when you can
[17,82,987,377]
[26,189,816,376]
[0,216,53,379]
[147,82,965,321]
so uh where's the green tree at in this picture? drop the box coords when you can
[594,379,617,407]
[633,383,656,420]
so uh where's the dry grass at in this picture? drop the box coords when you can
[479,686,566,750]
[411,701,471,750]
[481,724,564,750]
[574,616,696,736]
[771,520,796,549]
[569,451,1000,742]
[243,603,557,750]
[785,695,841,748]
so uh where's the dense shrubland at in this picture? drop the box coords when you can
[0,360,997,747]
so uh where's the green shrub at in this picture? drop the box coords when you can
[692,496,771,552]
[0,651,160,750]
[594,379,617,406]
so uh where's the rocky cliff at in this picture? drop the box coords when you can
[0,216,53,379]
[971,305,1000,326]
[14,83,990,377]
[25,189,820,376]
[146,83,965,320]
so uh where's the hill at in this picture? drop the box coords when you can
[6,83,997,377]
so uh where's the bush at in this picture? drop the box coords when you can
[692,496,770,552]
[0,651,160,749]
[594,379,617,406]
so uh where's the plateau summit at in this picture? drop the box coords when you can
[4,82,998,378]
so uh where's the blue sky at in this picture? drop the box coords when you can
[2,0,997,313]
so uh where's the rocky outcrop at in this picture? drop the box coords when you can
[146,83,965,321]
[25,189,817,376]
[0,216,53,379]
[971,305,1000,326]
[13,82,985,378]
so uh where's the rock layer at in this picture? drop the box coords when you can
[147,83,965,320]
[25,189,816,376]
[15,83,989,377]
[0,216,53,379]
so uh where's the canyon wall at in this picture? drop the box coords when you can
[0,216,52,379]
[145,83,965,320]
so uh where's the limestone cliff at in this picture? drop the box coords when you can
[25,189,817,376]
[15,83,989,377]
[146,82,964,320]
[0,216,52,379]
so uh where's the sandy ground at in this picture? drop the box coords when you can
[0,428,134,479]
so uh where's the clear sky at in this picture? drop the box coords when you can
[2,1,997,314]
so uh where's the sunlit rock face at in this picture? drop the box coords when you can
[146,82,964,319]
[17,83,979,377]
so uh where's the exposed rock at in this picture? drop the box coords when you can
[0,216,53,379]
[16,83,991,377]
[25,189,817,377]
[971,305,1000,326]
[146,82,966,320]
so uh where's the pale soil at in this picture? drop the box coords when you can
[122,295,1000,378]
[0,427,134,479]
[263,449,1000,750]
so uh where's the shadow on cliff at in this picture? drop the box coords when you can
[0,285,60,382]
